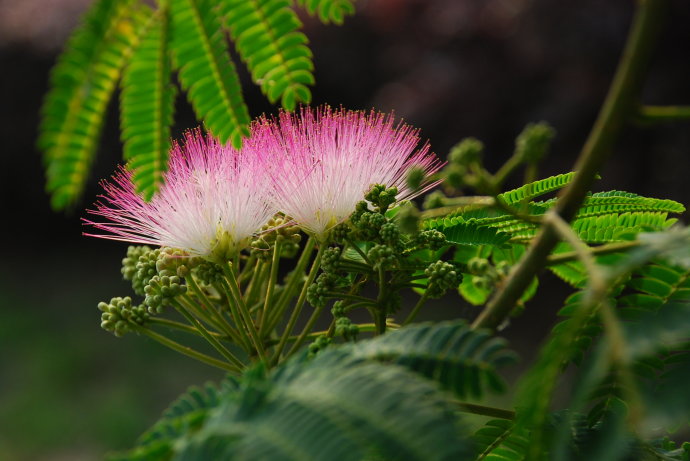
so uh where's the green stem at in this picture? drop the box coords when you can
[245,259,268,308]
[177,294,226,335]
[238,254,256,284]
[324,292,376,304]
[221,262,267,361]
[186,274,242,344]
[170,299,245,369]
[374,266,387,335]
[148,317,226,339]
[265,237,316,334]
[259,240,282,334]
[132,325,240,373]
[472,0,665,331]
[271,244,326,365]
[216,278,253,352]
[636,105,690,123]
[546,240,640,266]
[403,293,429,326]
[452,400,516,420]
[492,153,523,187]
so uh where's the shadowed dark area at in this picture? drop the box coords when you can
[1,0,690,459]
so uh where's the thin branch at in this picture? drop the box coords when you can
[635,105,690,123]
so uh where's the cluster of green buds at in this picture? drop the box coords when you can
[122,246,160,295]
[440,138,485,192]
[335,317,359,341]
[156,247,199,277]
[250,214,302,261]
[307,335,332,358]
[193,260,224,285]
[98,296,148,337]
[144,275,187,314]
[467,256,511,291]
[424,261,462,298]
[306,272,339,308]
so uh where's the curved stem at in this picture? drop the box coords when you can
[636,105,690,123]
[170,299,245,369]
[221,262,267,361]
[186,274,242,344]
[132,325,240,373]
[271,244,326,365]
[472,0,666,331]
[148,317,227,339]
[259,240,282,334]
[452,400,516,420]
[403,293,429,326]
[546,240,640,266]
[265,237,316,334]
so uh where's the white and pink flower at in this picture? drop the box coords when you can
[245,106,444,238]
[84,129,275,261]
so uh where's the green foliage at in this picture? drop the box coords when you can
[169,0,250,148]
[345,321,517,398]
[120,7,176,200]
[40,0,355,209]
[222,0,314,110]
[497,172,575,205]
[439,221,512,246]
[114,322,503,460]
[473,419,529,461]
[295,0,356,24]
[424,177,684,250]
[38,0,143,209]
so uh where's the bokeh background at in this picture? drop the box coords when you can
[2,0,690,459]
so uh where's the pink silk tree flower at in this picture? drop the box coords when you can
[84,130,276,262]
[244,106,444,238]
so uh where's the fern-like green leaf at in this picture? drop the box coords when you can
[473,419,529,461]
[346,321,517,398]
[177,360,473,460]
[497,172,576,205]
[440,220,512,247]
[121,7,176,200]
[38,0,142,209]
[169,0,251,148]
[295,0,356,25]
[222,0,314,110]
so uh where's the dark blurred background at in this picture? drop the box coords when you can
[2,0,690,459]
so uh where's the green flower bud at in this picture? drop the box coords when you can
[367,244,397,270]
[444,164,466,189]
[414,229,447,251]
[467,257,490,275]
[321,247,342,273]
[98,296,149,337]
[335,317,359,341]
[306,272,337,308]
[423,190,447,210]
[395,201,420,235]
[331,300,346,318]
[471,275,493,291]
[365,184,398,213]
[448,138,483,166]
[122,246,151,281]
[406,167,426,191]
[144,275,187,314]
[515,122,555,163]
[307,335,332,358]
[424,261,462,298]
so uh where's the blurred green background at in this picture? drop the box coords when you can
[2,0,690,459]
